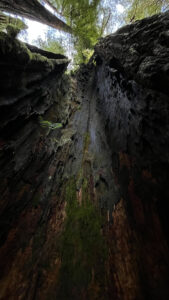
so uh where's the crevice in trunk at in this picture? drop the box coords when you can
[0,10,169,300]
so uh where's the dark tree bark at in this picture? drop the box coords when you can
[0,10,169,300]
[0,0,72,33]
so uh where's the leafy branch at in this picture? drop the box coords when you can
[39,116,62,130]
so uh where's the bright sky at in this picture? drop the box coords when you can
[18,3,66,44]
[116,4,125,13]
[22,19,48,42]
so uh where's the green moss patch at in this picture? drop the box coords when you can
[58,178,107,299]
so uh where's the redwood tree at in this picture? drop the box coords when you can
[0,0,72,33]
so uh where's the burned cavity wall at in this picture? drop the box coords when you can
[0,32,79,299]
[0,11,169,300]
[94,11,169,300]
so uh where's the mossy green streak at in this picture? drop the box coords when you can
[58,132,108,299]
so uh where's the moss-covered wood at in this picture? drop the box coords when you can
[58,177,107,299]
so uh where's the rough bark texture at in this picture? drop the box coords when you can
[0,10,169,300]
[94,11,169,300]
[0,0,72,33]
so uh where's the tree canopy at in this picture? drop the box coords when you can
[125,0,169,22]
[45,0,101,63]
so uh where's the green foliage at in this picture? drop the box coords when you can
[96,0,126,36]
[49,0,101,63]
[74,48,94,65]
[125,0,169,22]
[39,116,62,129]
